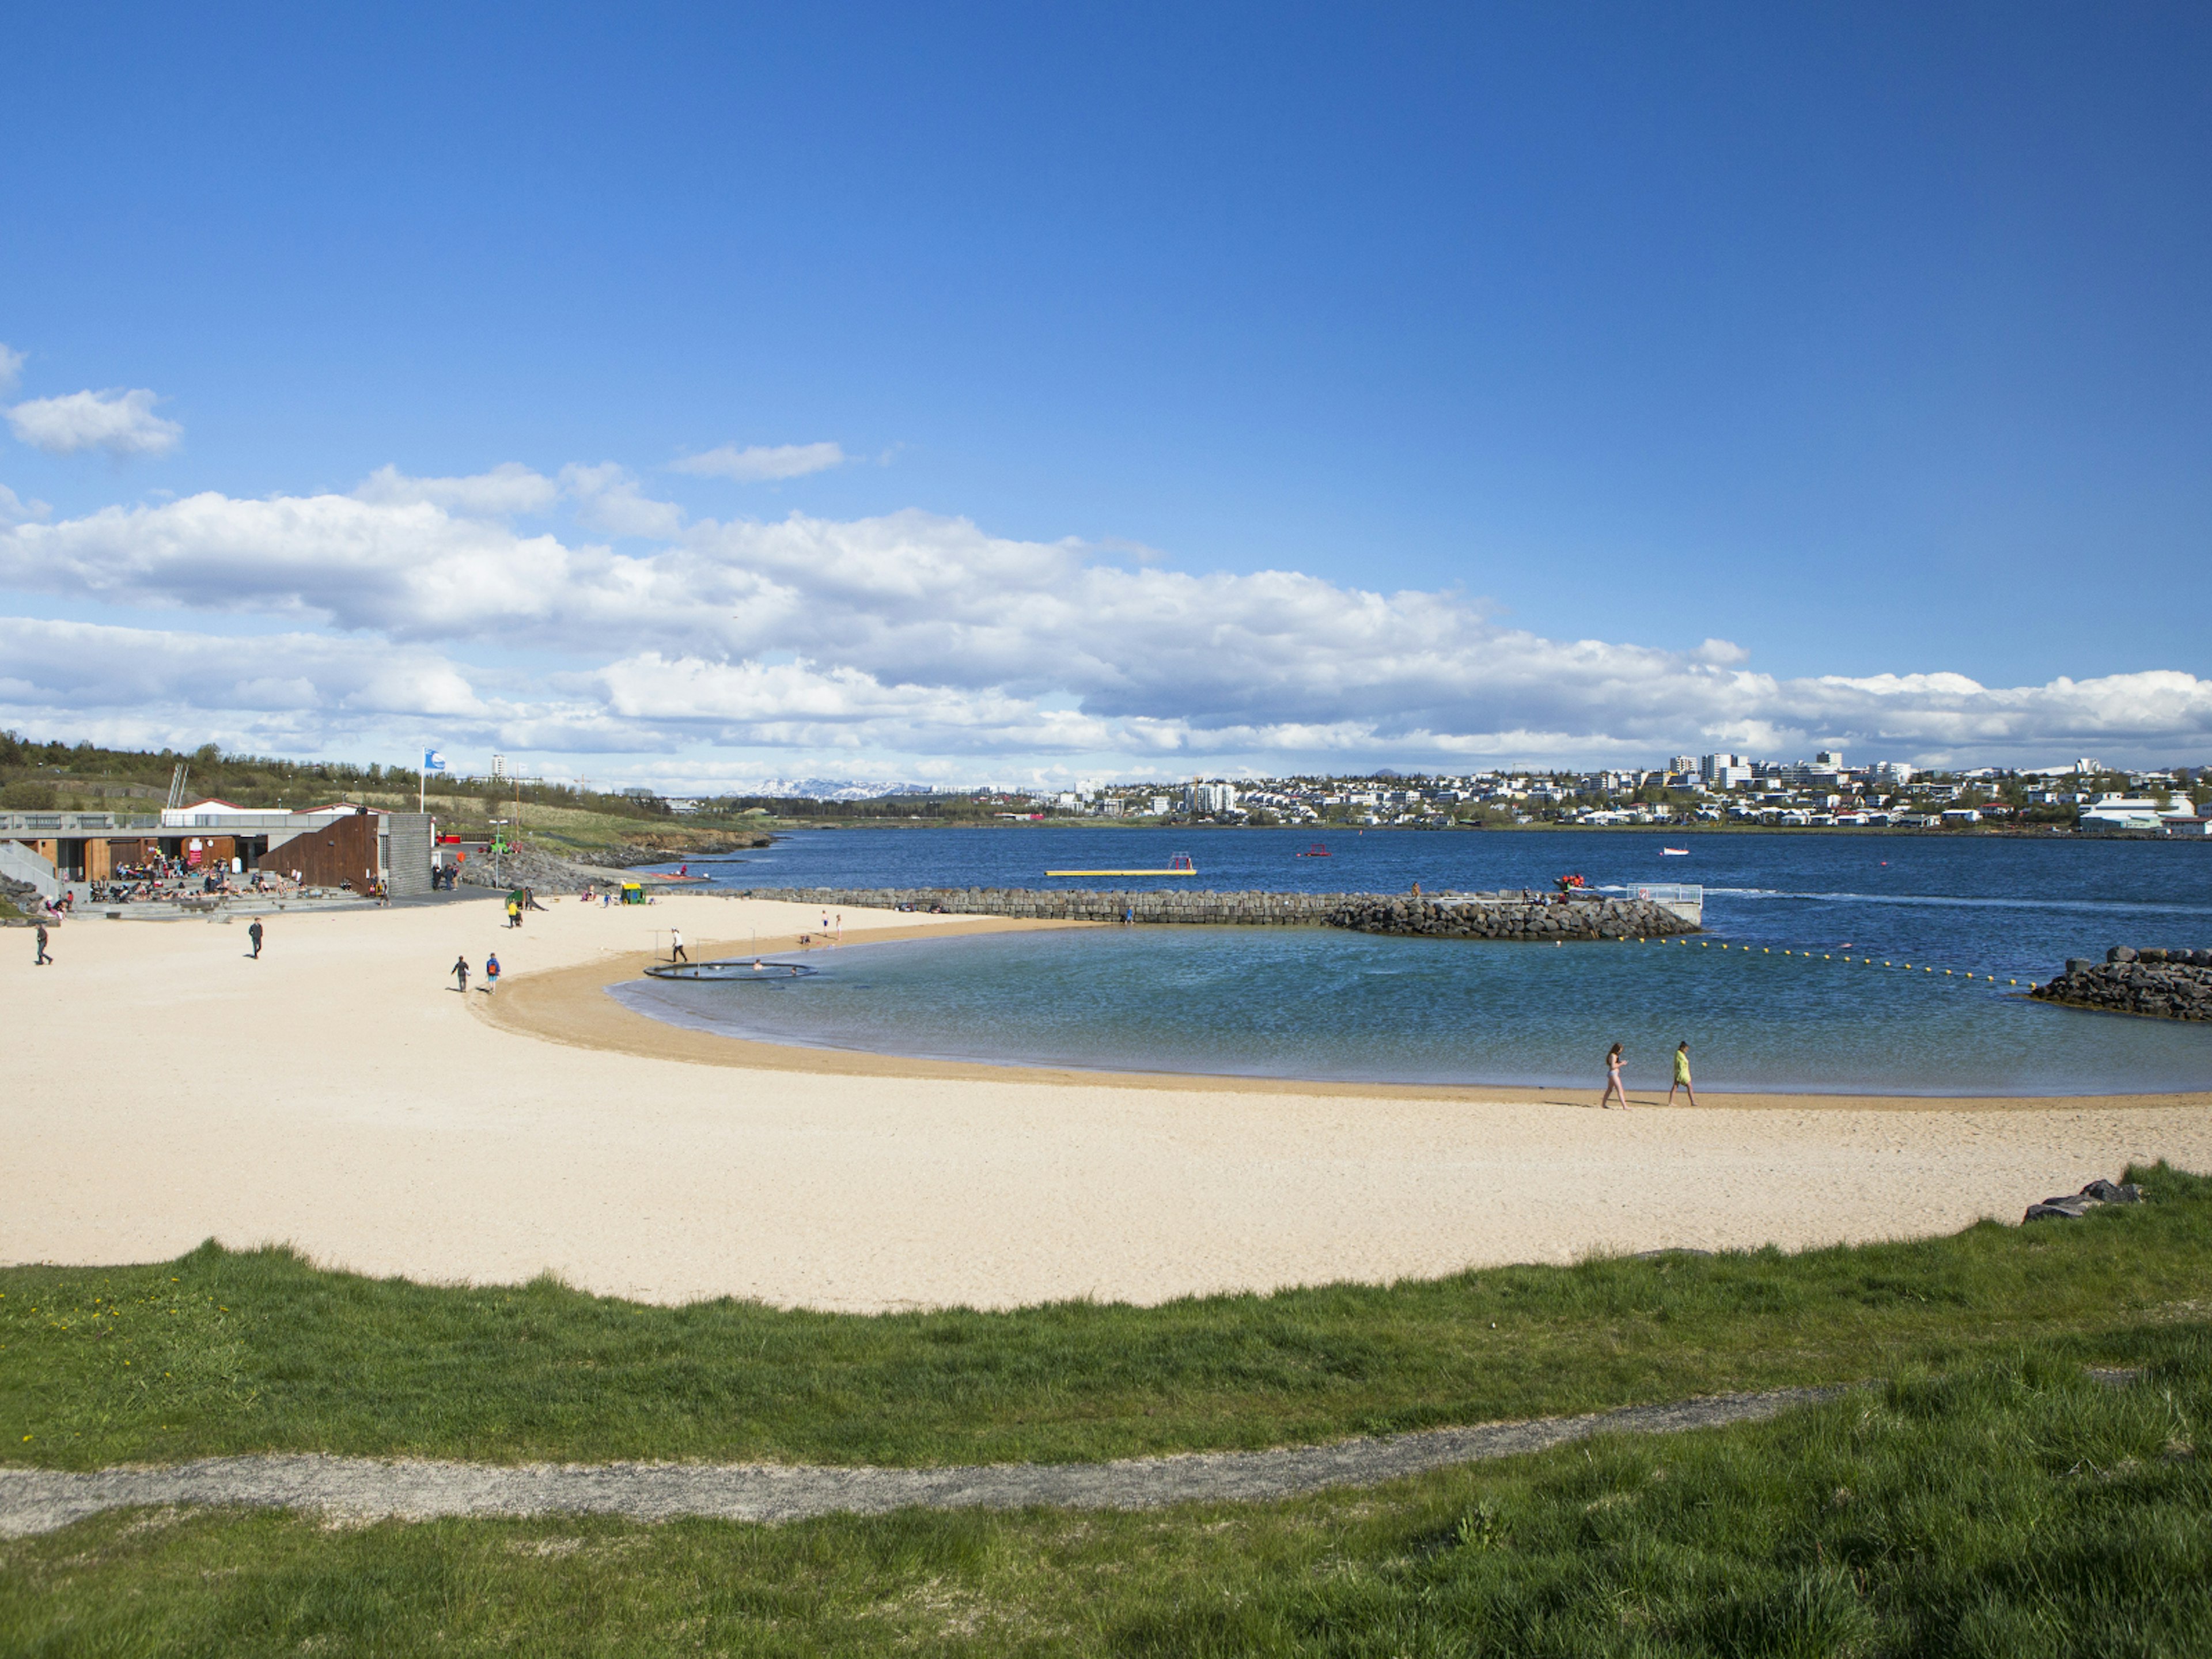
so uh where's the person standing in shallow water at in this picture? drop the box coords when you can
[1666,1041,1698,1106]
[1599,1041,1629,1110]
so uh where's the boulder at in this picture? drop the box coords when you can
[2108,946,2138,963]
[2024,1179,2145,1224]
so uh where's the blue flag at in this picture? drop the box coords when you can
[424,749,447,772]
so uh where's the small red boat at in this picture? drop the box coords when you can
[1296,842,1332,857]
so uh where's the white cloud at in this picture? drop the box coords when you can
[0,483,49,527]
[669,441,846,481]
[0,344,23,395]
[354,462,559,516]
[4,483,2210,770]
[6,387,182,457]
[559,462,686,539]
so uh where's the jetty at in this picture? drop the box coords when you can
[2031,946,2212,1021]
[725,885,1703,938]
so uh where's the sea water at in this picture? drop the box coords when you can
[619,828,2212,1094]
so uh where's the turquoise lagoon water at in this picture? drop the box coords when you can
[615,827,2212,1097]
[618,829,2212,1095]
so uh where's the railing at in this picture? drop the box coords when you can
[0,812,162,834]
[1623,883,1702,906]
[165,813,312,830]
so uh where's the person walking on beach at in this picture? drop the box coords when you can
[670,926,687,963]
[248,919,264,960]
[35,922,51,966]
[452,955,470,993]
[484,952,501,994]
[1599,1041,1629,1110]
[1666,1041,1697,1107]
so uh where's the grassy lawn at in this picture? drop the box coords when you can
[3,1337,2206,1656]
[3,1165,2206,1473]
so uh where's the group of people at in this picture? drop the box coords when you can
[1599,1040,1698,1109]
[89,865,300,906]
[452,952,502,994]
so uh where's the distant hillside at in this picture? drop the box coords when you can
[0,731,768,861]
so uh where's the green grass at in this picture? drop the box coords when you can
[5,1165,2207,1472]
[3,1335,2206,1656]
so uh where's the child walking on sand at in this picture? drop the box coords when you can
[1666,1041,1698,1106]
[1599,1041,1628,1110]
[452,955,469,992]
[484,952,501,994]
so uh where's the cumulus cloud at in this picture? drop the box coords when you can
[3,483,2210,769]
[559,462,686,539]
[354,462,559,516]
[6,387,183,457]
[0,616,487,719]
[669,441,846,481]
[0,344,22,394]
[0,483,48,527]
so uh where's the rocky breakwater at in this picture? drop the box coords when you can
[728,887,1700,938]
[1326,893,1698,940]
[2029,946,2212,1022]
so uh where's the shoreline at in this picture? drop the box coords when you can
[486,919,2212,1114]
[10,892,2209,1310]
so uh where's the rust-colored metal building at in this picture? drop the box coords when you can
[256,809,380,891]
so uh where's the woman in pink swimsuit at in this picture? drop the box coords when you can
[1600,1041,1628,1110]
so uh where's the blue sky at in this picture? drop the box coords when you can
[3,3,2209,786]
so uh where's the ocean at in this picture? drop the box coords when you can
[617,827,2212,1094]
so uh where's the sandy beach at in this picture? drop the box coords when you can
[6,893,2207,1311]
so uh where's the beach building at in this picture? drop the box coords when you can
[0,800,437,900]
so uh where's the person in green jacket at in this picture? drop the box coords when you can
[1666,1041,1698,1107]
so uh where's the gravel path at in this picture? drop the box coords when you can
[0,1387,1841,1538]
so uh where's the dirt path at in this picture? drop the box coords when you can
[0,1387,1840,1537]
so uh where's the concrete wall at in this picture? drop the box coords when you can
[0,839,60,902]
[381,813,434,898]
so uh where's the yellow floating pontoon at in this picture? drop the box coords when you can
[1047,853,1198,877]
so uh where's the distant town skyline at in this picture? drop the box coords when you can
[4,6,2210,788]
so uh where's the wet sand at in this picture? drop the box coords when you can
[5,893,2207,1310]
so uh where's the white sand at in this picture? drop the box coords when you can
[5,894,2206,1311]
